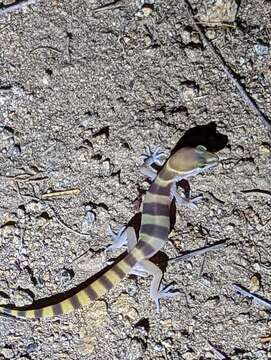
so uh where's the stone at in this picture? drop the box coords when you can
[0,348,14,359]
[199,0,238,25]
[111,294,138,322]
[254,42,269,56]
[250,273,261,292]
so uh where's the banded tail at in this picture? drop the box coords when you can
[0,245,146,319]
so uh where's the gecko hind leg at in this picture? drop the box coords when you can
[107,226,148,277]
[106,225,139,253]
[106,224,128,252]
[136,259,179,312]
[107,227,178,308]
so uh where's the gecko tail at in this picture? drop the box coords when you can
[0,251,137,319]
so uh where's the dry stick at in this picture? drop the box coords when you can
[261,336,271,344]
[241,189,271,197]
[0,174,48,183]
[208,341,229,360]
[183,0,271,131]
[48,205,91,238]
[168,241,226,262]
[93,0,124,12]
[41,188,81,199]
[233,284,271,311]
[0,0,39,16]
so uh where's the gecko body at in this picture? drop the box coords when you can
[0,145,218,318]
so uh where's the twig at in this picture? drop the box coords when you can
[183,0,271,131]
[0,0,40,16]
[30,46,62,54]
[0,174,48,182]
[208,341,229,360]
[205,191,225,205]
[70,247,95,264]
[233,284,271,311]
[92,0,125,12]
[48,205,91,238]
[241,189,271,197]
[41,188,80,199]
[195,21,236,29]
[260,336,271,343]
[169,241,226,262]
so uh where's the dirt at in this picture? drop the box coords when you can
[0,0,270,359]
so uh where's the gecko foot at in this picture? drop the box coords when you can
[173,190,203,210]
[106,224,127,252]
[154,284,179,312]
[140,145,166,166]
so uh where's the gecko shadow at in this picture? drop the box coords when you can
[1,122,228,317]
[171,121,228,154]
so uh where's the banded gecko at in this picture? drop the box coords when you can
[0,145,218,318]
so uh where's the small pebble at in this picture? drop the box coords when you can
[153,343,163,352]
[205,29,216,40]
[182,351,195,360]
[26,342,39,354]
[136,2,154,18]
[9,144,21,157]
[250,273,262,292]
[254,41,269,56]
[161,338,172,348]
[259,143,271,156]
[13,289,33,307]
[127,282,139,297]
[253,262,261,272]
[58,268,74,285]
[0,348,14,359]
[181,82,199,101]
[81,209,96,232]
[101,159,111,176]
[181,29,191,44]
[42,74,51,86]
[255,350,268,358]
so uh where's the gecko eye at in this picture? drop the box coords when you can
[199,163,206,168]
[196,145,207,152]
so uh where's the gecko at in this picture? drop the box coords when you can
[0,145,218,319]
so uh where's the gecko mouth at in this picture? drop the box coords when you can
[201,162,218,173]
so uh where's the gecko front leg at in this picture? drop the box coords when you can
[140,145,166,181]
[171,181,203,210]
[140,146,202,209]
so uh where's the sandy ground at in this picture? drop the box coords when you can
[0,0,270,359]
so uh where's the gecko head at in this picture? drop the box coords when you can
[168,145,219,178]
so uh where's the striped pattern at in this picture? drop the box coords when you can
[143,202,169,217]
[0,154,182,319]
[139,168,174,259]
[0,256,136,318]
